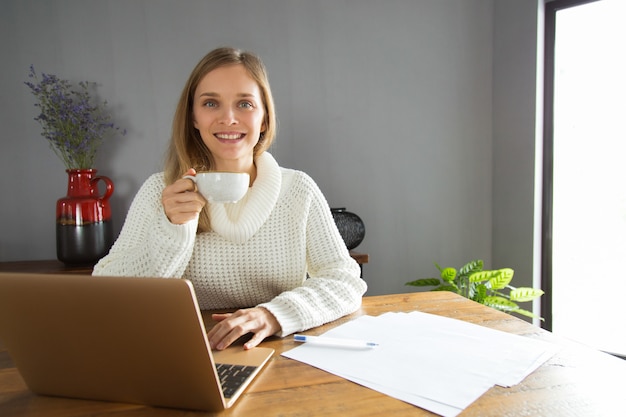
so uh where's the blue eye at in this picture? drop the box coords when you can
[203,100,217,108]
[239,101,253,109]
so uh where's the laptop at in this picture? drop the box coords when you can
[0,272,274,411]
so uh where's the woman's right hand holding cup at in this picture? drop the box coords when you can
[162,168,207,224]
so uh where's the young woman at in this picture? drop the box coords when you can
[93,47,366,350]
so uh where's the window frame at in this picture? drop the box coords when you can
[541,0,602,331]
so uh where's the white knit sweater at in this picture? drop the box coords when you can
[93,153,366,336]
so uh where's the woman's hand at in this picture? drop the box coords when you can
[207,307,281,350]
[162,168,206,224]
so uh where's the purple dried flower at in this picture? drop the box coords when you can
[24,65,125,169]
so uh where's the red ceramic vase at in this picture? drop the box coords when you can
[56,169,114,265]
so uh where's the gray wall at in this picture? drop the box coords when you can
[493,0,542,303]
[0,0,541,299]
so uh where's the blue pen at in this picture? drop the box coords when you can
[294,334,379,349]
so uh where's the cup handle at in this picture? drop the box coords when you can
[182,175,199,193]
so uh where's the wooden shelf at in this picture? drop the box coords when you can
[0,259,93,274]
[0,254,368,275]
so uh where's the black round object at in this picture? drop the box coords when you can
[331,208,365,250]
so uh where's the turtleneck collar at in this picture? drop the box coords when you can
[208,152,282,243]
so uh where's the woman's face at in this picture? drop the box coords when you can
[192,64,266,172]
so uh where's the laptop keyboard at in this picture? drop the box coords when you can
[215,363,257,398]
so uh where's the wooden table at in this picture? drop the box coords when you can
[1,290,624,416]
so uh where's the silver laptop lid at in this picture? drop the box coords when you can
[0,273,273,411]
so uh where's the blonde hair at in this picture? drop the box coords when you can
[164,47,277,232]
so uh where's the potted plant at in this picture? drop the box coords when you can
[406,259,544,320]
[24,65,125,265]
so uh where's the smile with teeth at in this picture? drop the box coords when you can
[215,132,245,140]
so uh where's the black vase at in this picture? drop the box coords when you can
[331,208,365,250]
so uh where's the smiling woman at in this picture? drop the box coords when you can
[166,47,277,187]
[192,64,267,176]
[92,47,367,353]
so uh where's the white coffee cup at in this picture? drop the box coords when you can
[184,172,250,203]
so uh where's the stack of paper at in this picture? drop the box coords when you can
[282,311,559,417]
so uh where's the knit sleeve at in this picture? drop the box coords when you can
[258,173,367,336]
[92,173,197,278]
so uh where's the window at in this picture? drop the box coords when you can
[543,0,626,356]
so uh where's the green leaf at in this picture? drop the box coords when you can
[459,259,483,276]
[483,296,518,312]
[472,284,487,303]
[432,284,459,292]
[489,268,514,290]
[431,283,459,294]
[509,287,544,302]
[469,269,500,283]
[406,278,441,287]
[511,308,544,321]
[440,267,457,282]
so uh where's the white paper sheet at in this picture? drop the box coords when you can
[282,311,559,417]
